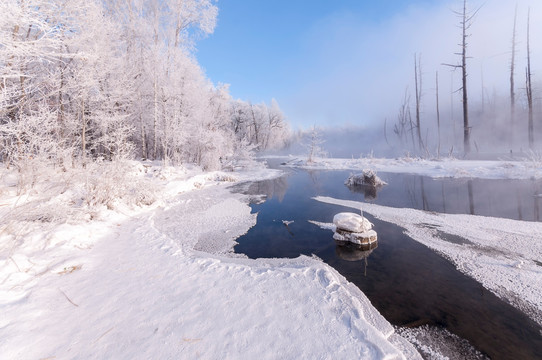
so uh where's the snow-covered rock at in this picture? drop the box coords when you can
[345,169,387,187]
[332,212,377,245]
[333,212,373,233]
[333,229,378,245]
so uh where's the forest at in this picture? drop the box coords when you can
[0,0,290,176]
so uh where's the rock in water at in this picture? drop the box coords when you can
[333,212,373,233]
[345,170,387,187]
[332,212,377,245]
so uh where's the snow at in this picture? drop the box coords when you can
[6,154,540,358]
[333,212,373,233]
[396,325,489,360]
[331,212,377,245]
[314,196,542,326]
[279,155,542,179]
[0,162,415,359]
[345,170,387,187]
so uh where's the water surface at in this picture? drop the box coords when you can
[234,169,542,359]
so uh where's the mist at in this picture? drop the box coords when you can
[280,0,542,157]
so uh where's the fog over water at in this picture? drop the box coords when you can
[283,0,542,157]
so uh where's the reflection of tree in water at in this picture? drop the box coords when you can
[404,177,420,208]
[533,179,541,221]
[467,180,475,215]
[246,176,289,202]
[335,242,378,277]
[306,170,322,194]
[421,177,429,211]
[345,184,379,201]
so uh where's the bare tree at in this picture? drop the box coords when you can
[510,4,518,142]
[444,0,480,155]
[436,71,441,158]
[306,125,325,164]
[414,53,423,151]
[393,89,414,148]
[526,8,534,149]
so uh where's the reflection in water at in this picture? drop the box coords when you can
[242,175,289,202]
[306,170,323,194]
[345,183,379,200]
[344,172,542,222]
[467,180,475,215]
[335,241,378,277]
[441,182,447,213]
[421,177,428,211]
[534,179,541,221]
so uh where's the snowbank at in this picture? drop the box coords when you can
[314,196,542,326]
[0,163,416,359]
[279,155,542,180]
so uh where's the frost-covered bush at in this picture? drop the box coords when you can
[524,150,542,168]
[83,159,156,209]
[345,170,387,187]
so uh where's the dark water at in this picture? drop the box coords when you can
[233,169,542,360]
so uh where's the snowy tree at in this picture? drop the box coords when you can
[1,0,290,176]
[305,126,326,164]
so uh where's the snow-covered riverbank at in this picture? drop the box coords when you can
[314,196,542,327]
[279,155,542,326]
[278,155,542,180]
[0,162,418,359]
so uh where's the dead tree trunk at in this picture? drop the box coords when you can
[526,8,534,149]
[444,0,478,155]
[436,71,441,158]
[414,54,423,151]
[460,0,471,155]
[510,4,518,145]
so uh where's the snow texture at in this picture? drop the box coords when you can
[279,155,542,180]
[0,164,414,359]
[333,212,373,233]
[314,196,542,326]
[396,325,488,360]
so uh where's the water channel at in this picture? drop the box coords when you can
[233,166,542,359]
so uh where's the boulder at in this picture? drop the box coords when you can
[333,229,377,245]
[333,212,373,233]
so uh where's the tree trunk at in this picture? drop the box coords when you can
[81,97,86,167]
[526,8,534,149]
[510,4,517,146]
[414,54,422,151]
[461,0,470,155]
[436,71,441,158]
[153,78,158,159]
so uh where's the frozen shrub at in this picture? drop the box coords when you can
[83,159,156,209]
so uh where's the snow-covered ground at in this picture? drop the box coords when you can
[0,161,418,359]
[3,155,541,359]
[279,155,542,180]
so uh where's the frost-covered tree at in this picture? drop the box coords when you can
[228,99,289,152]
[1,0,290,175]
[305,126,326,164]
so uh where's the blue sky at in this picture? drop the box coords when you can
[197,0,542,129]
